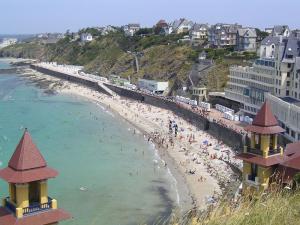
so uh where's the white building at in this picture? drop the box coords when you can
[225,35,300,141]
[137,79,168,94]
[123,24,140,36]
[0,38,17,49]
[169,18,193,34]
[80,33,93,42]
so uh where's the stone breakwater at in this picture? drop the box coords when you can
[30,64,244,150]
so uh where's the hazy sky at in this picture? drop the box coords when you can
[1,0,299,34]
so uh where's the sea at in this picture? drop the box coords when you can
[0,59,179,225]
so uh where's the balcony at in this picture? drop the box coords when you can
[4,197,53,216]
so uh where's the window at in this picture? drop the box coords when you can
[288,63,292,68]
[296,83,298,89]
[287,72,290,77]
[291,130,295,138]
[279,89,281,95]
[287,81,290,86]
[295,92,298,98]
[286,90,290,96]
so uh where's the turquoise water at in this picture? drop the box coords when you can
[0,60,178,225]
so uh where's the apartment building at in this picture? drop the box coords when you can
[225,35,300,141]
[208,23,242,48]
[236,28,257,52]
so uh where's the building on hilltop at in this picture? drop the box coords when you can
[208,23,242,48]
[80,33,93,42]
[189,23,209,46]
[0,38,17,49]
[224,34,300,141]
[236,101,300,193]
[271,25,290,37]
[123,24,141,36]
[236,28,257,52]
[0,129,71,225]
[169,18,193,34]
[154,19,170,35]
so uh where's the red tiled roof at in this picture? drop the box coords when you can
[245,124,285,134]
[0,130,58,183]
[0,207,71,225]
[9,130,47,171]
[235,153,284,167]
[244,101,285,134]
[0,166,58,183]
[252,101,278,127]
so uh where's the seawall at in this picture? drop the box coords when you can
[30,64,245,150]
[30,65,113,96]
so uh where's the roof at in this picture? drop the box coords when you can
[235,153,283,167]
[261,36,281,46]
[280,142,300,170]
[8,130,47,171]
[237,28,257,38]
[0,130,58,183]
[192,23,209,32]
[0,207,71,225]
[272,25,289,35]
[245,101,285,134]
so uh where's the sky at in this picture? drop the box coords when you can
[1,0,300,34]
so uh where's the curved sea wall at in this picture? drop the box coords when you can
[30,65,113,96]
[30,64,245,149]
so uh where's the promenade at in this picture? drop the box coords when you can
[33,62,248,137]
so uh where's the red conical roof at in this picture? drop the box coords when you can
[8,129,47,171]
[252,101,278,127]
[245,101,285,134]
[0,129,58,183]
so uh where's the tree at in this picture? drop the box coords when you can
[255,28,269,41]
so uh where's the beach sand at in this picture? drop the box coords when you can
[21,68,242,211]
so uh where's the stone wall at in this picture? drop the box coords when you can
[30,65,257,150]
[105,83,243,149]
[30,65,112,96]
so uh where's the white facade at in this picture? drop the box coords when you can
[137,79,168,94]
[0,38,17,49]
[225,35,300,141]
[123,24,140,36]
[80,33,93,42]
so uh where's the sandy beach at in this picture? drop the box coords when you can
[21,68,242,211]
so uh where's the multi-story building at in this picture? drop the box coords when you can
[190,23,209,40]
[236,28,257,52]
[208,23,242,48]
[271,25,290,37]
[169,18,193,34]
[123,24,141,36]
[225,34,300,141]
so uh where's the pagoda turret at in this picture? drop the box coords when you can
[0,129,70,225]
[236,101,285,192]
